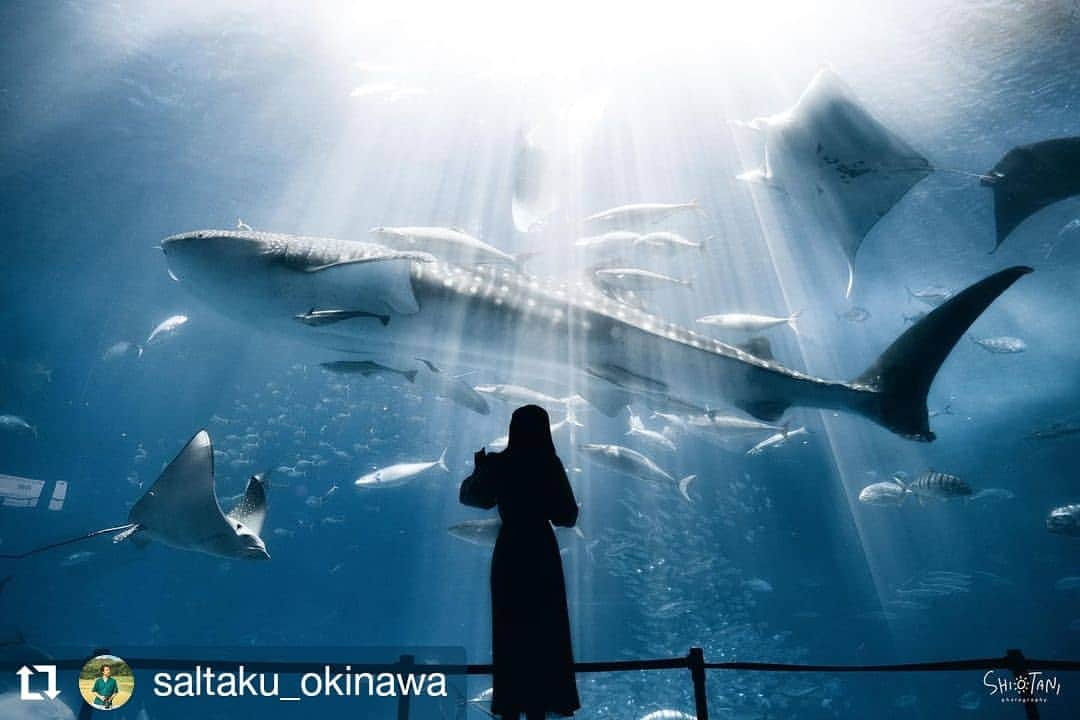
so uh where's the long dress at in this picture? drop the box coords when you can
[460,448,581,718]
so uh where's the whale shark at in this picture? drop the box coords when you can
[161,229,1031,441]
[0,431,270,561]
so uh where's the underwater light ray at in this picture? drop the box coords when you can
[718,72,920,651]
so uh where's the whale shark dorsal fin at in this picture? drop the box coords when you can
[227,473,269,536]
[128,429,232,549]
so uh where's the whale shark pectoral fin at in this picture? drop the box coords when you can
[305,257,422,315]
[577,374,636,417]
[587,363,668,394]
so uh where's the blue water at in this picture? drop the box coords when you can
[2,1,1079,718]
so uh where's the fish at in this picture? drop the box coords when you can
[296,308,390,327]
[1054,576,1080,591]
[102,340,143,360]
[968,488,1015,504]
[639,711,696,720]
[0,432,271,561]
[370,226,526,268]
[354,449,449,488]
[746,426,807,455]
[958,690,981,711]
[626,407,676,452]
[448,518,582,548]
[473,384,568,407]
[579,443,695,501]
[651,410,688,433]
[904,470,973,499]
[742,578,773,593]
[416,362,490,415]
[858,479,908,507]
[981,136,1080,252]
[1046,504,1080,536]
[638,231,705,251]
[1029,420,1080,440]
[737,68,931,297]
[684,412,785,438]
[695,311,800,334]
[60,551,96,567]
[145,314,188,344]
[575,230,643,252]
[0,415,36,437]
[583,201,699,226]
[160,229,1032,441]
[838,306,870,323]
[971,335,1026,354]
[906,286,953,307]
[592,267,692,292]
[320,360,417,383]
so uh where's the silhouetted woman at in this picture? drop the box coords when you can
[460,404,581,720]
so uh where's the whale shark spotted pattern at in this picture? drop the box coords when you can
[161,229,1031,442]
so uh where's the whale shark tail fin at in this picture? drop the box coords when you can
[437,447,449,472]
[854,266,1032,440]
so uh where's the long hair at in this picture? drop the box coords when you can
[506,404,556,455]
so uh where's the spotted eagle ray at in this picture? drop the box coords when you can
[0,430,270,560]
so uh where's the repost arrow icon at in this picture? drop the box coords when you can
[17,666,42,701]
[34,665,61,700]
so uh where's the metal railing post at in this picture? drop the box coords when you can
[688,647,709,720]
[1006,649,1040,720]
[398,654,415,720]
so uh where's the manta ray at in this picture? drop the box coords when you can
[161,229,1030,442]
[0,430,270,561]
[981,136,1080,252]
[738,68,932,296]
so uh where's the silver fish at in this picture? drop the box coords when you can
[593,267,692,292]
[858,479,908,506]
[971,335,1026,354]
[355,449,449,488]
[370,226,523,267]
[146,314,188,344]
[906,285,952,307]
[583,201,699,225]
[696,311,800,333]
[1047,504,1080,536]
[579,442,695,501]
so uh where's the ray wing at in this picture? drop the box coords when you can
[743,69,931,293]
[226,473,269,536]
[983,137,1080,251]
[128,430,233,550]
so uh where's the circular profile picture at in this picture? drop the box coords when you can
[78,655,133,711]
